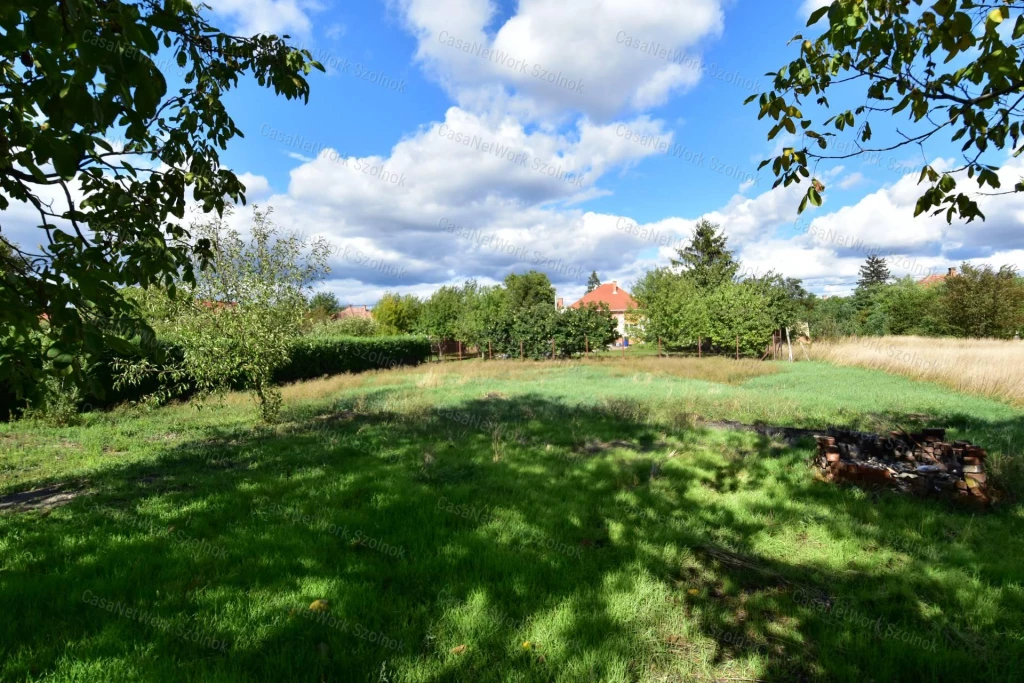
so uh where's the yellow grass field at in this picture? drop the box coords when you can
[809,335,1024,406]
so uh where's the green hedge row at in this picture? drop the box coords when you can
[272,335,431,384]
[2,335,431,418]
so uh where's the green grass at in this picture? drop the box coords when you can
[2,358,1023,682]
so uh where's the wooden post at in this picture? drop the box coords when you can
[458,340,463,361]
[520,340,524,360]
[736,335,739,360]
[488,340,492,360]
[585,335,589,356]
[698,337,702,358]
[785,327,794,362]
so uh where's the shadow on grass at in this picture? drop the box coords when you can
[2,393,1023,682]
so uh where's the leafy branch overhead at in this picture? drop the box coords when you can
[749,0,1024,223]
[0,0,323,401]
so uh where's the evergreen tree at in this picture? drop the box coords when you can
[671,219,739,290]
[586,271,601,293]
[857,255,891,289]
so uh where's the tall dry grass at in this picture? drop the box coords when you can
[809,336,1024,406]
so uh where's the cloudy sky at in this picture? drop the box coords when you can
[9,0,1024,305]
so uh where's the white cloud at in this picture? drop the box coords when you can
[799,0,831,18]
[836,172,865,190]
[204,0,317,37]
[237,173,272,199]
[396,0,725,120]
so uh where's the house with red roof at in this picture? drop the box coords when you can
[918,267,958,287]
[566,281,638,345]
[332,305,372,320]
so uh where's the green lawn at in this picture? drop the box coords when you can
[2,358,1023,682]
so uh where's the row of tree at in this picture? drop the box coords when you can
[630,219,811,355]
[810,257,1024,339]
[346,271,618,358]
[628,218,1024,352]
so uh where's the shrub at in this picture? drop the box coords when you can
[272,335,431,383]
[311,317,381,338]
[1,335,431,420]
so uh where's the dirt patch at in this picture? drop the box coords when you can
[0,485,86,513]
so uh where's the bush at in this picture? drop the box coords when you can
[310,317,381,338]
[272,335,431,383]
[2,335,431,420]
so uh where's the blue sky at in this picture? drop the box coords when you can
[10,0,1024,305]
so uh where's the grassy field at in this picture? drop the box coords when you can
[809,335,1024,407]
[2,357,1024,682]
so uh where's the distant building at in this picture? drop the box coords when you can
[569,281,638,344]
[332,305,372,320]
[918,267,958,287]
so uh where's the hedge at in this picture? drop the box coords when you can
[272,335,431,383]
[2,334,431,418]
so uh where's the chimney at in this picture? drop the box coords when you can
[556,297,564,310]
[613,280,618,294]
[948,267,958,277]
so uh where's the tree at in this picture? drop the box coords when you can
[807,295,859,338]
[419,286,465,346]
[880,276,945,336]
[119,208,330,422]
[586,271,601,293]
[553,303,617,356]
[671,219,739,290]
[752,1,1024,223]
[504,271,555,312]
[458,283,510,350]
[749,272,810,331]
[631,267,710,348]
[941,263,1024,338]
[511,303,559,358]
[706,281,778,356]
[309,292,341,316]
[0,0,322,402]
[857,255,892,289]
[373,292,422,334]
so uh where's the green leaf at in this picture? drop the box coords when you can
[807,5,829,26]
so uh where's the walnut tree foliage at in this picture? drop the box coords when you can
[0,0,323,403]
[751,0,1024,223]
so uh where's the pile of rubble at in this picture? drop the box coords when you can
[814,428,990,505]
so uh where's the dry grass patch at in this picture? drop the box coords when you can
[599,357,780,385]
[809,336,1024,406]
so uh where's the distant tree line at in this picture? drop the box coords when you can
[631,219,812,356]
[810,260,1024,340]
[346,271,617,359]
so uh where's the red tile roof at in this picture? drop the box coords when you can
[918,267,958,287]
[570,282,637,312]
[333,305,372,320]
